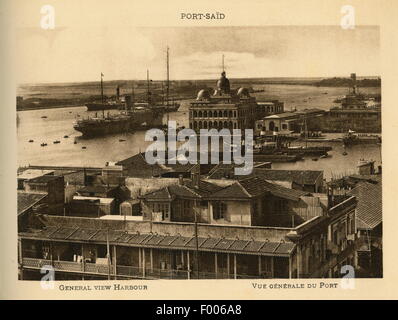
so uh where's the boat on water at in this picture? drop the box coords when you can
[252,153,301,163]
[123,48,180,113]
[53,140,61,144]
[73,106,163,138]
[40,143,47,147]
[342,130,381,146]
[86,101,125,111]
[85,76,124,111]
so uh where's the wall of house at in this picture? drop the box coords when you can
[209,200,252,226]
[69,199,115,217]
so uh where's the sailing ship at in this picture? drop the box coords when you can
[127,47,180,112]
[74,74,163,138]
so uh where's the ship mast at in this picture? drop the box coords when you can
[147,69,150,105]
[222,54,225,72]
[101,72,105,118]
[166,46,170,107]
[132,82,135,108]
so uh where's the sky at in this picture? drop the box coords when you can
[16,25,380,84]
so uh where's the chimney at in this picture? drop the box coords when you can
[178,174,184,185]
[191,165,200,188]
[116,86,120,100]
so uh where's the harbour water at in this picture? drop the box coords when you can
[17,99,381,180]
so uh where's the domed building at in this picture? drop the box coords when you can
[189,71,260,132]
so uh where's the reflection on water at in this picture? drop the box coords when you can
[17,102,381,180]
[17,102,189,168]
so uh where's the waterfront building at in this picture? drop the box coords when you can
[189,71,260,132]
[321,73,381,133]
[255,109,325,135]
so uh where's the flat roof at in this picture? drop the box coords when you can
[18,169,54,180]
[73,196,114,204]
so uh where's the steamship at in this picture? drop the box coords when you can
[85,75,124,111]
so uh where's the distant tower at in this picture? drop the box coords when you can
[215,54,230,95]
[116,86,120,100]
[350,73,357,94]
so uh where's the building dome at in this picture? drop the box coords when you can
[196,89,211,100]
[215,71,230,94]
[237,87,250,97]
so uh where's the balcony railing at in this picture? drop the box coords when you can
[21,258,264,279]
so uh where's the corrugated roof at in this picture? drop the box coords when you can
[17,192,47,215]
[210,177,309,201]
[115,153,168,177]
[19,227,295,256]
[142,180,223,200]
[207,167,322,185]
[348,181,382,230]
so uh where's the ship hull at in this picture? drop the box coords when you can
[343,136,381,146]
[86,103,125,111]
[74,110,164,138]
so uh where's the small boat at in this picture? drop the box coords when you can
[53,140,60,144]
[64,135,69,138]
[82,146,87,149]
[74,141,77,144]
[41,116,47,119]
[28,139,34,143]
[40,143,47,147]
[342,151,348,156]
[320,154,328,159]
[312,158,318,161]
[119,139,126,142]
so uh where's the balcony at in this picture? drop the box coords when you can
[21,258,263,280]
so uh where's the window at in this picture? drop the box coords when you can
[213,202,226,220]
[200,200,208,207]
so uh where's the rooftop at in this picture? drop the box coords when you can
[348,181,382,230]
[141,180,224,201]
[77,185,119,194]
[18,169,54,181]
[27,175,62,183]
[211,176,310,201]
[19,225,295,257]
[17,192,47,215]
[207,167,323,185]
[264,112,298,119]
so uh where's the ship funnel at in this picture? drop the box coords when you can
[125,95,132,109]
[116,86,120,100]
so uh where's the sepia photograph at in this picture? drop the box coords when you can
[15,21,382,282]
